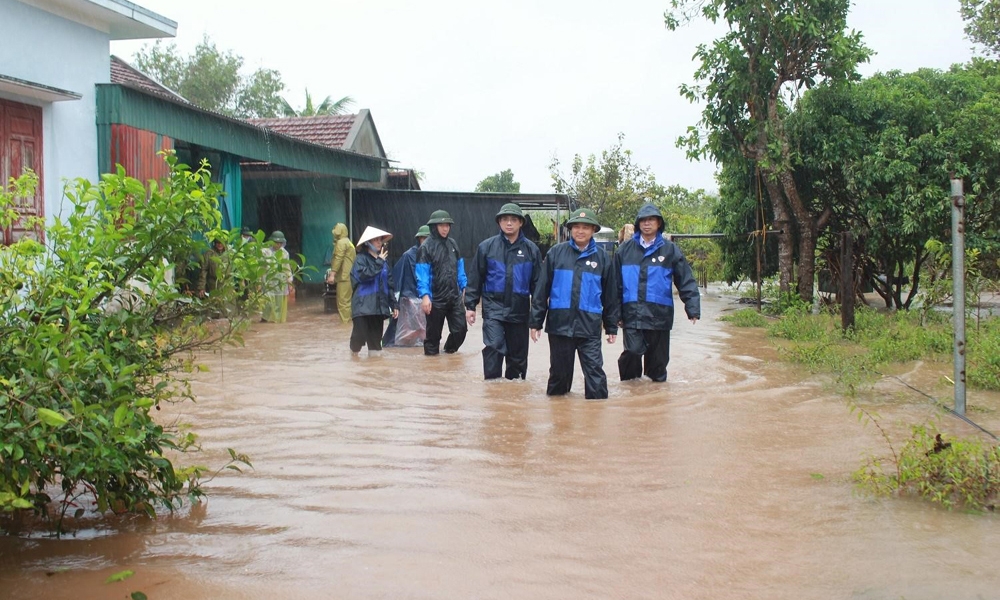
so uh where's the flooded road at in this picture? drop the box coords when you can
[3,288,999,600]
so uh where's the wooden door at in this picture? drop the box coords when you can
[1,99,44,245]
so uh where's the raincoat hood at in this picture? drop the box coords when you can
[634,203,665,233]
[333,223,349,241]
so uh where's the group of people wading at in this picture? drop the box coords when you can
[337,202,701,400]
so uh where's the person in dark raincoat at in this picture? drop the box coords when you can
[529,208,620,399]
[382,225,430,347]
[350,226,398,354]
[465,203,542,380]
[416,210,468,356]
[614,203,700,382]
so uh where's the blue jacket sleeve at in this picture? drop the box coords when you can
[415,244,432,299]
[457,257,468,292]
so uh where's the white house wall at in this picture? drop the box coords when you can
[0,0,109,225]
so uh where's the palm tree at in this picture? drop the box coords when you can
[280,89,355,117]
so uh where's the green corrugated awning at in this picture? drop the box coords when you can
[96,84,384,181]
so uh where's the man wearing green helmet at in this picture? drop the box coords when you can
[416,209,468,355]
[529,208,620,399]
[465,203,542,380]
[383,224,431,347]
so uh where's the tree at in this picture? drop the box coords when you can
[0,155,294,524]
[132,37,286,119]
[961,0,1000,55]
[549,134,663,230]
[667,0,871,302]
[475,169,521,193]
[280,89,356,117]
[788,61,1000,308]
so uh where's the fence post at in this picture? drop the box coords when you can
[840,231,855,331]
[951,178,966,416]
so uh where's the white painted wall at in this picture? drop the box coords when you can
[0,0,110,225]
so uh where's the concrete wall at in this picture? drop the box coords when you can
[0,0,110,226]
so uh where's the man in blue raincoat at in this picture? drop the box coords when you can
[614,203,700,382]
[416,210,468,356]
[465,203,542,380]
[529,208,619,399]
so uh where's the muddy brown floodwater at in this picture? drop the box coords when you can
[2,287,1000,600]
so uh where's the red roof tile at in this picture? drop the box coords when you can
[248,114,358,150]
[110,55,186,102]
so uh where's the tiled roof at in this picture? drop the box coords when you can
[248,114,358,150]
[109,55,186,102]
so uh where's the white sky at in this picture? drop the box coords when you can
[112,0,977,195]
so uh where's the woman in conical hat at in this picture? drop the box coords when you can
[349,226,398,354]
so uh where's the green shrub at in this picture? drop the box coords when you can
[856,425,1000,511]
[0,155,270,527]
[720,307,769,328]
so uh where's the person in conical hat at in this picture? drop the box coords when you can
[330,223,356,323]
[349,225,398,354]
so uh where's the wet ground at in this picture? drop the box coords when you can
[2,287,999,600]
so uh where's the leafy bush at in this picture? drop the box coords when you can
[0,155,276,526]
[856,425,1000,511]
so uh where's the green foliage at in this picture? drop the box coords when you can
[960,0,1000,55]
[720,308,769,328]
[0,155,270,526]
[667,0,872,303]
[280,89,355,117]
[968,316,1000,391]
[131,36,286,119]
[549,133,663,229]
[475,168,521,193]
[856,425,1000,511]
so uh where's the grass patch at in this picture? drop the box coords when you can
[720,308,769,328]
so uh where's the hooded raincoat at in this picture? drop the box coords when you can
[331,223,355,322]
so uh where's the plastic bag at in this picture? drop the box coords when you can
[394,296,426,347]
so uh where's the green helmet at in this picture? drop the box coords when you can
[415,225,431,238]
[427,209,454,225]
[564,208,601,229]
[269,230,287,243]
[495,202,524,223]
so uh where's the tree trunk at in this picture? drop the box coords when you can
[761,176,794,295]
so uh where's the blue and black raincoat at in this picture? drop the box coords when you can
[465,231,541,323]
[350,251,397,319]
[614,204,700,330]
[415,229,467,306]
[529,238,619,338]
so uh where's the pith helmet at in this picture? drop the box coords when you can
[427,209,454,225]
[415,225,431,238]
[564,208,601,229]
[634,203,666,233]
[495,202,524,222]
[356,226,393,248]
[269,230,286,243]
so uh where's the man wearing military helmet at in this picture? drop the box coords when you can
[416,209,468,355]
[465,203,542,380]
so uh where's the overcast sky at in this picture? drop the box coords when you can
[112,0,977,195]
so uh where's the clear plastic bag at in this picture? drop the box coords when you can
[394,296,426,347]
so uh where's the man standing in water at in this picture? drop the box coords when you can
[465,203,542,380]
[331,223,356,324]
[530,208,619,399]
[614,203,700,382]
[416,210,468,355]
